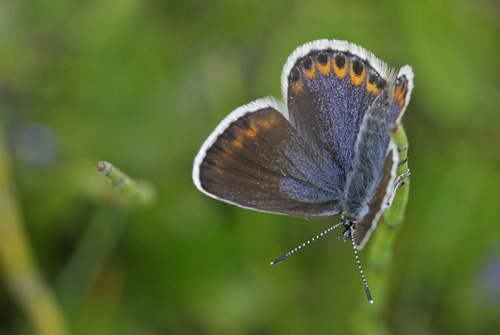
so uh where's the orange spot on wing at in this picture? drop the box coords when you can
[318,59,331,76]
[398,91,406,108]
[394,84,408,109]
[304,62,316,79]
[401,86,408,99]
[366,81,381,95]
[243,123,258,138]
[232,136,243,148]
[259,119,273,129]
[350,63,365,86]
[333,59,347,79]
[394,84,402,99]
[292,79,303,94]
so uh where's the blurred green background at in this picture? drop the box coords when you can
[1,0,499,334]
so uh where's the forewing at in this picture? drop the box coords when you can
[282,39,395,174]
[193,98,342,218]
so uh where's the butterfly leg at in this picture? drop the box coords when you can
[383,124,411,227]
[385,168,411,208]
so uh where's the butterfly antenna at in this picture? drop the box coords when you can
[350,229,373,304]
[270,222,344,266]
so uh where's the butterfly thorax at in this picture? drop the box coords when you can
[339,216,357,242]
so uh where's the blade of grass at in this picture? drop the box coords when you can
[0,125,71,335]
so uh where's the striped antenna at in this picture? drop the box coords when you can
[350,228,373,304]
[270,222,344,266]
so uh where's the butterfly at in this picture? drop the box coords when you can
[192,39,413,303]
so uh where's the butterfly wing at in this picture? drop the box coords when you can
[281,39,395,176]
[389,65,414,124]
[193,98,342,218]
[350,66,414,249]
[353,140,399,249]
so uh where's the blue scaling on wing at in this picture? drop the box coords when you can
[194,100,342,218]
[285,49,387,183]
[277,140,342,202]
[306,55,376,172]
[282,41,398,219]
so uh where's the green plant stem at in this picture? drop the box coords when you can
[351,124,410,335]
[0,126,71,335]
[96,161,155,206]
[55,207,126,317]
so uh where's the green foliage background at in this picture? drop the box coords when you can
[1,0,499,334]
